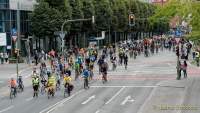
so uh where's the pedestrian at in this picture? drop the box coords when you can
[0,52,3,64]
[176,60,181,80]
[192,50,196,60]
[124,54,128,70]
[182,61,187,78]
[4,52,8,63]
[195,51,199,67]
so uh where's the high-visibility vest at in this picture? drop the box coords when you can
[32,78,39,85]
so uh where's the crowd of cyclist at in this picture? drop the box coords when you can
[9,36,192,99]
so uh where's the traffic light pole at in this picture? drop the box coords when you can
[61,16,95,56]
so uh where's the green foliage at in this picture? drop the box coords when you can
[150,0,200,40]
[93,0,113,31]
[31,0,157,38]
[31,1,62,38]
[69,0,84,32]
[81,0,95,32]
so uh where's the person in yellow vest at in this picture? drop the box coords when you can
[47,71,56,95]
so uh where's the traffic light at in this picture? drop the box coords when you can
[129,14,135,27]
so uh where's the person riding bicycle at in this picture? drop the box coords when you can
[9,78,17,95]
[17,76,24,91]
[32,75,40,97]
[101,60,108,82]
[32,67,39,78]
[17,76,23,86]
[63,74,72,89]
[63,74,73,95]
[111,54,117,70]
[82,68,90,89]
[124,54,128,69]
[68,55,74,67]
[40,62,47,77]
[41,76,47,87]
[47,72,56,95]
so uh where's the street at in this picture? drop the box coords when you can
[1,50,199,113]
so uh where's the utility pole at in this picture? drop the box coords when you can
[61,16,95,56]
[16,0,20,78]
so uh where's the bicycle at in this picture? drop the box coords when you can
[40,84,46,94]
[102,72,107,84]
[56,80,61,91]
[64,83,73,97]
[10,87,16,99]
[47,87,55,99]
[17,82,24,93]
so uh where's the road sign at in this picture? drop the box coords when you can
[0,33,6,46]
[59,33,65,40]
[11,28,17,42]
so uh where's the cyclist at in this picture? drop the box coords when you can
[32,75,39,97]
[40,62,47,78]
[82,68,90,89]
[63,74,73,96]
[40,76,47,94]
[32,67,39,78]
[111,54,117,71]
[17,76,24,91]
[74,60,80,80]
[124,54,128,70]
[47,72,56,96]
[68,55,74,68]
[101,60,108,83]
[9,78,17,96]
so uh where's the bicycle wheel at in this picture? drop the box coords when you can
[10,92,13,99]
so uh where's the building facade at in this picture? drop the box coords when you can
[0,0,35,54]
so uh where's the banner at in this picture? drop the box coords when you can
[9,0,36,11]
[0,33,7,46]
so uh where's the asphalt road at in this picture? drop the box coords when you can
[0,49,199,113]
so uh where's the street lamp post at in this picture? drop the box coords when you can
[16,0,20,78]
[60,16,95,56]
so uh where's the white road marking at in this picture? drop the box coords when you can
[137,84,158,113]
[0,105,14,113]
[105,87,125,105]
[81,95,96,105]
[121,95,135,105]
[39,89,84,113]
[25,97,33,101]
[95,110,100,113]
[91,85,158,88]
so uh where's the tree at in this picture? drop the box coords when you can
[93,0,113,31]
[31,1,62,38]
[81,0,95,32]
[149,0,200,39]
[69,0,84,32]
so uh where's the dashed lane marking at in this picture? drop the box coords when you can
[25,97,33,101]
[0,105,14,113]
[105,87,125,105]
